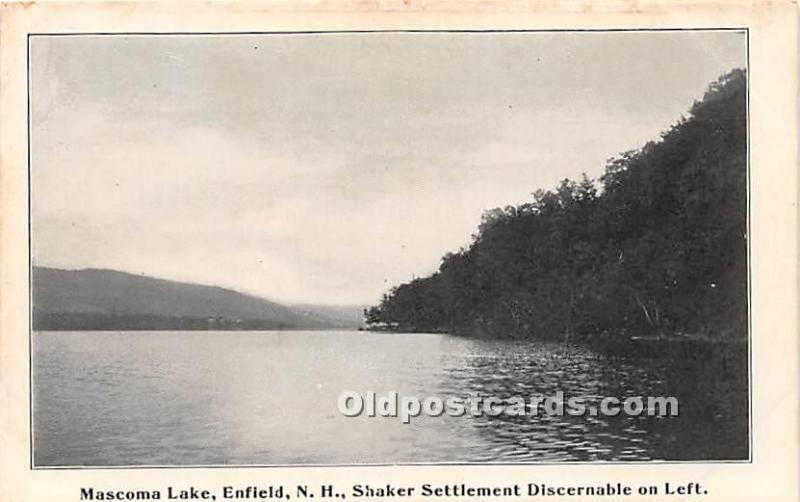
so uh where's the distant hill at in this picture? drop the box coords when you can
[290,304,370,328]
[32,267,365,331]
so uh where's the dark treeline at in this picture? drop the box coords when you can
[366,69,747,341]
[33,311,300,331]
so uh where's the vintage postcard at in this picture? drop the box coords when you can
[0,1,797,502]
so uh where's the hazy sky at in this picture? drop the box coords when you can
[30,31,746,305]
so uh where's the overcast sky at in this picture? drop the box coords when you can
[30,31,746,305]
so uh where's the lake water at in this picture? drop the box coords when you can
[33,330,748,466]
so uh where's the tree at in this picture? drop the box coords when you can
[368,69,747,342]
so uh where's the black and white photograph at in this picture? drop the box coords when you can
[29,30,750,467]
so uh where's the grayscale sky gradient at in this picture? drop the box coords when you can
[30,31,746,305]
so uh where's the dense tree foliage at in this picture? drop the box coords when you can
[367,69,747,341]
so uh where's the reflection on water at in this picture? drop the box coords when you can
[33,330,748,466]
[446,339,748,462]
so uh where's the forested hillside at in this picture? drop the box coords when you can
[366,69,747,341]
